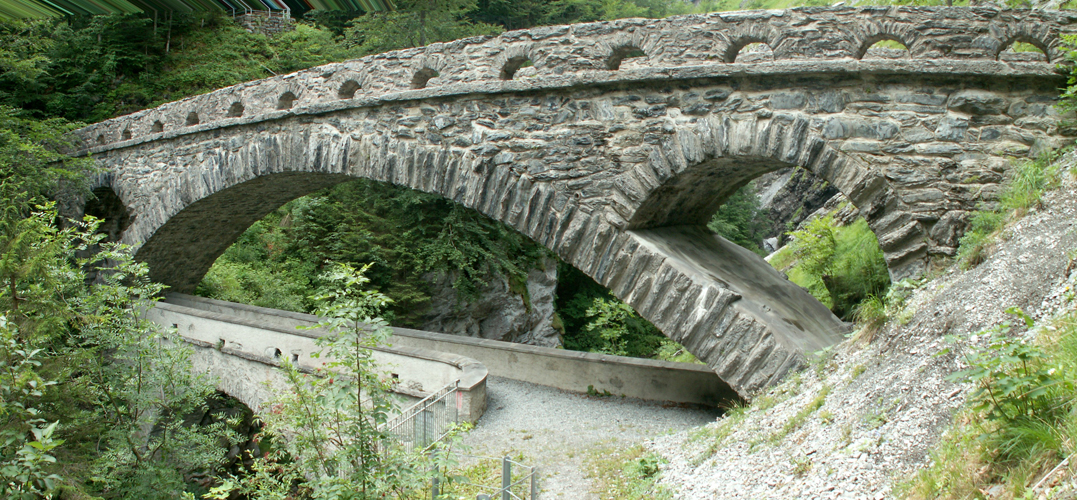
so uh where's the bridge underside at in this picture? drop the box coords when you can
[74,6,1073,397]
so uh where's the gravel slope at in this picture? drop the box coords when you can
[459,376,719,498]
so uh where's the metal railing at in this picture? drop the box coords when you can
[433,455,539,500]
[381,380,461,451]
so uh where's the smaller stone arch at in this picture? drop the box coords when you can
[97,134,106,145]
[991,23,1061,63]
[412,67,440,89]
[277,91,297,110]
[151,120,164,133]
[500,55,534,80]
[226,101,245,118]
[854,21,921,59]
[606,45,647,70]
[722,35,776,63]
[121,128,131,141]
[338,79,361,99]
[996,35,1052,63]
[185,112,200,126]
[857,34,910,60]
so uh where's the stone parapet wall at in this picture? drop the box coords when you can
[74,7,1074,150]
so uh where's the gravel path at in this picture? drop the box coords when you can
[459,376,719,498]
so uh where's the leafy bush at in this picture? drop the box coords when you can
[784,216,890,319]
[903,305,1077,498]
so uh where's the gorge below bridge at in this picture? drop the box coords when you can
[73,6,1077,398]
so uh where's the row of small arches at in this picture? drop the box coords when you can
[94,34,1048,146]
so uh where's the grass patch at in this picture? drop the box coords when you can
[957,150,1065,269]
[769,385,831,444]
[586,445,674,500]
[691,403,748,461]
[438,451,535,500]
[898,302,1077,499]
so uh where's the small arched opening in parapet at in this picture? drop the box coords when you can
[500,56,535,80]
[227,101,245,118]
[84,186,133,243]
[267,347,282,360]
[997,37,1049,63]
[338,80,361,99]
[186,112,200,126]
[121,128,132,141]
[97,134,106,145]
[724,39,774,63]
[151,120,164,133]
[277,92,297,110]
[858,35,909,60]
[606,45,647,70]
[412,68,439,89]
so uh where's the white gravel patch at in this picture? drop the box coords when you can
[460,376,719,498]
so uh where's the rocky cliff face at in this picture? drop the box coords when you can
[421,257,562,348]
[754,167,839,251]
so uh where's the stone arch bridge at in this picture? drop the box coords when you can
[73,6,1076,397]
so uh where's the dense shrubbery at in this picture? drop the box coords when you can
[770,214,891,320]
[901,304,1077,499]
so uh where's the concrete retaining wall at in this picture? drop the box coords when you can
[148,297,488,422]
[162,293,737,406]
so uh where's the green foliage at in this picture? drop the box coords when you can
[198,180,547,326]
[708,183,771,255]
[345,0,501,54]
[905,304,1077,499]
[71,243,240,498]
[957,152,1064,270]
[586,445,673,500]
[784,216,891,319]
[556,262,667,358]
[0,317,64,498]
[215,263,436,499]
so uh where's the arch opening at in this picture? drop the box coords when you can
[186,112,200,126]
[500,56,534,80]
[277,92,297,110]
[725,40,773,63]
[169,175,711,370]
[151,120,164,133]
[998,38,1049,63]
[412,68,439,89]
[627,152,890,326]
[859,36,909,60]
[606,45,647,70]
[338,80,361,99]
[227,102,245,118]
[121,128,131,141]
